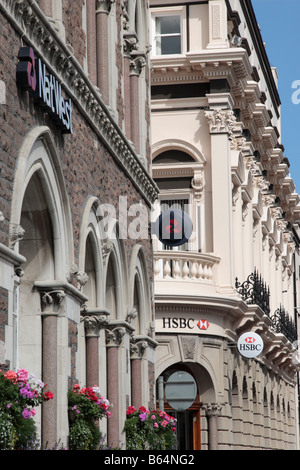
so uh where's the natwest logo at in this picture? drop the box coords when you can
[17,47,73,134]
[237,332,264,359]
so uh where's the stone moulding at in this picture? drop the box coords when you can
[0,0,158,205]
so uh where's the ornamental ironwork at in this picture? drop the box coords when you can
[270,306,297,344]
[235,269,270,316]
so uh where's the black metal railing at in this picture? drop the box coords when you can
[270,306,298,344]
[235,269,270,316]
[235,270,298,344]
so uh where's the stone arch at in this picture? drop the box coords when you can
[152,138,206,164]
[128,244,152,335]
[10,126,73,376]
[104,218,128,320]
[10,126,73,278]
[78,196,105,308]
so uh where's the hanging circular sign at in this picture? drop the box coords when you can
[154,209,193,247]
[165,371,197,411]
[237,332,264,359]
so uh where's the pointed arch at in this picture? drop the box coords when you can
[10,126,73,279]
[129,244,152,335]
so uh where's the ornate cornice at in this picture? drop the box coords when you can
[1,0,158,205]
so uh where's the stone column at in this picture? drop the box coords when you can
[123,33,138,140]
[203,403,222,450]
[205,95,236,291]
[106,326,125,447]
[81,308,110,387]
[130,338,148,409]
[96,0,114,104]
[86,0,97,85]
[129,53,146,154]
[40,290,65,449]
[38,0,52,17]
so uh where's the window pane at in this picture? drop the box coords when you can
[160,35,181,55]
[157,16,180,35]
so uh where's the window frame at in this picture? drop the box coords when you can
[151,7,186,57]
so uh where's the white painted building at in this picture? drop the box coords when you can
[150,0,300,450]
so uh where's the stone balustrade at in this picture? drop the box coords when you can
[153,251,220,282]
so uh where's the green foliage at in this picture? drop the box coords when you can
[123,406,177,450]
[0,368,54,450]
[68,384,111,450]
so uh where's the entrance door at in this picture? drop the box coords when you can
[168,410,201,450]
[158,368,202,450]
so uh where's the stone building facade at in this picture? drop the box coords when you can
[150,0,300,450]
[0,0,158,448]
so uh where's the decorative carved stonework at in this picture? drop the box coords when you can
[130,336,148,359]
[81,310,110,337]
[105,327,125,347]
[96,0,115,14]
[130,54,146,76]
[102,238,113,263]
[191,170,205,201]
[205,108,236,136]
[203,403,222,417]
[9,224,25,248]
[8,0,158,205]
[67,264,89,290]
[126,306,138,324]
[180,336,196,360]
[40,290,65,313]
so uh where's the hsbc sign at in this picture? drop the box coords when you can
[237,332,264,359]
[162,317,209,331]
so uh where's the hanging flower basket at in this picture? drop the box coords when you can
[0,368,54,449]
[123,406,177,450]
[68,384,111,450]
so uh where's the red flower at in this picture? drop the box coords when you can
[126,406,136,415]
[43,391,54,401]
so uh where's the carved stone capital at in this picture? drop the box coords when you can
[203,403,222,417]
[130,54,146,76]
[130,335,148,359]
[40,290,65,314]
[81,308,110,337]
[205,108,236,136]
[96,0,115,14]
[105,326,125,347]
[123,32,138,57]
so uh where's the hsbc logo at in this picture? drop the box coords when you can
[197,320,209,330]
[237,332,264,359]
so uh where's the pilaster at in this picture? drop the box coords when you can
[205,93,236,291]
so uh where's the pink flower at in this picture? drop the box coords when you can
[4,370,18,383]
[153,422,158,428]
[30,409,36,416]
[161,420,168,427]
[22,409,31,419]
[139,413,147,422]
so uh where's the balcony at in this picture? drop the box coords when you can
[153,251,220,298]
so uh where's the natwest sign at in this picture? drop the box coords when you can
[237,332,264,359]
[17,47,73,134]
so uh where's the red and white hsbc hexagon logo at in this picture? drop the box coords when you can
[197,320,209,330]
[237,332,264,359]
